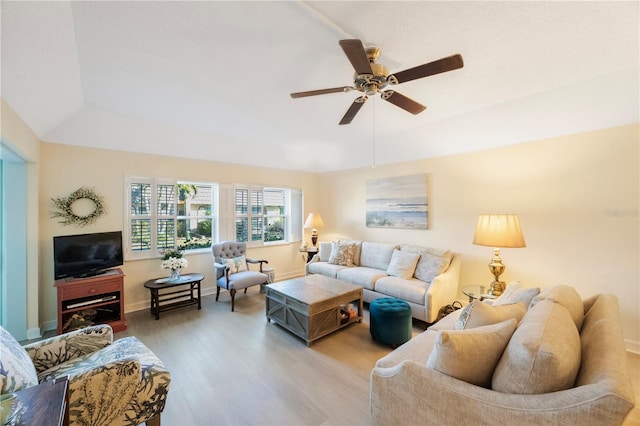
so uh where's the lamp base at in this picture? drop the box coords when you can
[311,230,318,248]
[488,280,506,296]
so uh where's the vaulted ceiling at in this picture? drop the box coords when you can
[2,1,638,172]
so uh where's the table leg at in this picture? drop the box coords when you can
[196,280,201,309]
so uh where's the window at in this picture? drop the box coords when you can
[126,177,302,259]
[221,184,302,247]
[125,178,216,259]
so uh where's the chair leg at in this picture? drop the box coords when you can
[146,413,161,426]
[230,289,237,312]
[244,288,248,294]
[216,286,220,301]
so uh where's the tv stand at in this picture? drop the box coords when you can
[55,268,127,334]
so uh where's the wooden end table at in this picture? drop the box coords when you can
[144,273,204,319]
[11,377,69,426]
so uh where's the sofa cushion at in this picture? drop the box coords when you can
[306,262,349,279]
[530,285,584,331]
[492,299,581,394]
[386,249,420,279]
[0,326,38,393]
[493,281,540,307]
[328,241,356,266]
[338,239,362,266]
[318,242,332,262]
[359,242,398,270]
[374,276,428,305]
[455,300,526,330]
[336,267,387,290]
[426,319,517,388]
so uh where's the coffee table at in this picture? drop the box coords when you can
[265,275,363,346]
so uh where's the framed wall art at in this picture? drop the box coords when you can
[366,174,428,229]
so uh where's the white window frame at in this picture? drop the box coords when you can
[124,177,217,260]
[223,184,302,247]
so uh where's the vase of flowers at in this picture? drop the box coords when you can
[161,249,188,281]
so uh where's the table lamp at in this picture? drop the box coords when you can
[304,213,325,249]
[472,214,526,296]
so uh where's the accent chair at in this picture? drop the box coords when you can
[211,241,269,311]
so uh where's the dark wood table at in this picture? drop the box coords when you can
[11,377,69,426]
[144,273,204,319]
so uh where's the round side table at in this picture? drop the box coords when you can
[461,285,496,303]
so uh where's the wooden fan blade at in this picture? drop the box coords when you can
[388,54,464,85]
[290,86,353,98]
[339,39,373,75]
[339,96,368,125]
[381,91,426,115]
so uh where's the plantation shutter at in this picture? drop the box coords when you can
[218,183,235,242]
[290,189,303,243]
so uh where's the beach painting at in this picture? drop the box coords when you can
[366,174,428,229]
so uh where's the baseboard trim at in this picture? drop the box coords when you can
[27,326,42,339]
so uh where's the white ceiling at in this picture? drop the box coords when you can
[2,1,638,172]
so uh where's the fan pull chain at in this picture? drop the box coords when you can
[371,97,376,168]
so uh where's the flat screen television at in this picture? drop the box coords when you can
[53,231,123,279]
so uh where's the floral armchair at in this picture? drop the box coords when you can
[0,324,170,426]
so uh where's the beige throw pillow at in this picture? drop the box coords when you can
[328,242,356,266]
[426,319,517,388]
[455,300,526,330]
[386,249,420,279]
[222,255,248,274]
[492,300,581,394]
[530,285,584,331]
[493,282,540,308]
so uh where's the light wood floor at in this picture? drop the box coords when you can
[115,289,639,426]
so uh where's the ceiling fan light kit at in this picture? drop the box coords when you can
[290,39,464,125]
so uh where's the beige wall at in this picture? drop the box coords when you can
[1,99,41,337]
[4,96,639,350]
[38,143,321,329]
[318,123,639,350]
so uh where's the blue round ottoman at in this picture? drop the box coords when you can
[369,297,412,347]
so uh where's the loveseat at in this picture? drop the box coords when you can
[305,241,460,323]
[370,283,635,425]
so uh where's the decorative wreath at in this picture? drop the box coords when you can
[50,186,106,227]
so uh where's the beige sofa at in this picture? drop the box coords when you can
[370,284,635,425]
[305,241,460,323]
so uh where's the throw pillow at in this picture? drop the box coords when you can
[413,252,448,283]
[455,300,526,330]
[530,285,584,331]
[222,255,248,274]
[338,239,362,265]
[426,319,517,388]
[318,242,332,262]
[493,282,540,308]
[386,249,420,279]
[401,245,454,275]
[328,242,356,266]
[492,300,581,394]
[0,326,38,393]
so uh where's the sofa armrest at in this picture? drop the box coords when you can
[304,254,320,275]
[371,360,635,425]
[424,253,461,323]
[47,359,141,426]
[24,325,113,374]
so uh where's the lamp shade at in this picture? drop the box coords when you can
[304,213,325,229]
[473,214,526,248]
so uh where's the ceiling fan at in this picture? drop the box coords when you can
[290,39,464,125]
